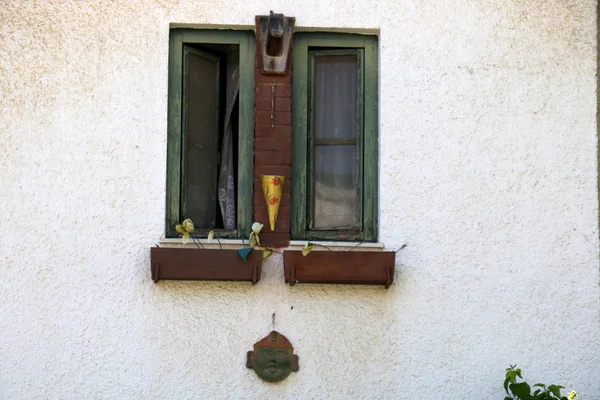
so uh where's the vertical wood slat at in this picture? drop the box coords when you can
[362,38,379,242]
[291,37,309,240]
[165,30,184,238]
[237,32,255,238]
[356,49,364,234]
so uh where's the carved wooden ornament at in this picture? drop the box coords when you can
[256,11,295,75]
[246,331,299,382]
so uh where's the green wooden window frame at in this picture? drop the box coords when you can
[165,29,255,238]
[291,33,378,242]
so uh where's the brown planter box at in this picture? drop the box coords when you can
[283,250,396,288]
[150,247,263,284]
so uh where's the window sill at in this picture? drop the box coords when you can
[160,238,386,250]
[158,238,248,247]
[288,240,385,250]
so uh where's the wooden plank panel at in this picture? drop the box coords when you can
[283,250,395,287]
[151,247,262,283]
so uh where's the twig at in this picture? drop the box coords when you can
[349,242,364,252]
[312,243,332,251]
[272,312,275,331]
[396,243,408,253]
[191,235,204,249]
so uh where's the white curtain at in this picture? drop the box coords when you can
[218,60,238,230]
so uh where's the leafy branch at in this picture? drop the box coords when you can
[504,365,578,400]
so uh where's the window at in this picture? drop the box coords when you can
[291,33,379,242]
[165,29,255,238]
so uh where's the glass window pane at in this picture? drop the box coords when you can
[313,55,358,140]
[185,51,219,229]
[313,145,359,229]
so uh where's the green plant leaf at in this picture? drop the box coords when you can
[510,382,532,399]
[548,385,564,398]
[207,230,214,243]
[302,242,314,256]
[505,378,512,394]
[262,248,273,259]
[238,247,253,262]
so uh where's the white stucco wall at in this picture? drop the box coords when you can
[1,0,598,398]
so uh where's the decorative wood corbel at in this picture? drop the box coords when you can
[256,11,295,75]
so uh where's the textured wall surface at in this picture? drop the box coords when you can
[1,1,599,399]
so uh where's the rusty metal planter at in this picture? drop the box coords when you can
[282,250,396,288]
[150,247,262,284]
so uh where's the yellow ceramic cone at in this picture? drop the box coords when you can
[261,175,284,231]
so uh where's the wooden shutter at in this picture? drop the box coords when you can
[182,46,221,229]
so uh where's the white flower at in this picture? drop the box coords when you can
[252,222,264,234]
[249,222,264,247]
[175,219,194,244]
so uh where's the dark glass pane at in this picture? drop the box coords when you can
[313,55,358,140]
[313,145,359,229]
[185,51,219,229]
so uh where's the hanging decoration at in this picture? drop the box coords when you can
[246,330,299,382]
[261,175,284,231]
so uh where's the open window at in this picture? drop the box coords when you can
[166,30,254,238]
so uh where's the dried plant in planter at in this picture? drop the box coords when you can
[282,242,404,288]
[150,219,272,284]
[175,218,270,261]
